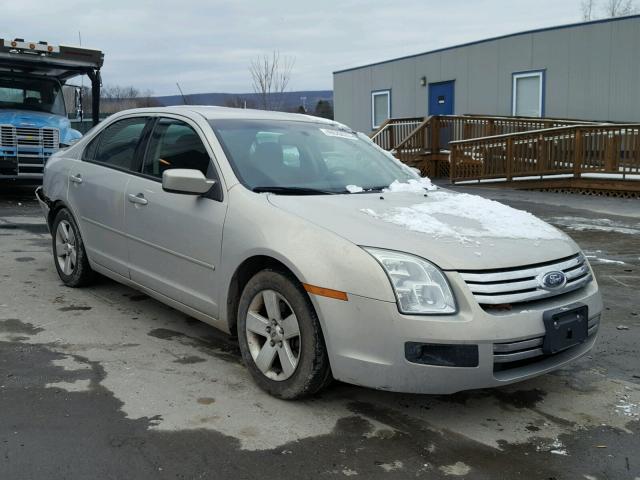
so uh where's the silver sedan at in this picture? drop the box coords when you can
[36,106,602,399]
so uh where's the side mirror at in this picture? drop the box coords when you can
[162,169,215,195]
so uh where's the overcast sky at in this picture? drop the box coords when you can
[2,0,585,96]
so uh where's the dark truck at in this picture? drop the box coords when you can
[0,38,103,180]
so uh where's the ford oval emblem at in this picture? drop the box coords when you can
[539,271,567,290]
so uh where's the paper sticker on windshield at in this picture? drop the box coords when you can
[320,128,357,140]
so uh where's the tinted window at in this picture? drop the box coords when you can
[142,118,211,178]
[86,117,148,171]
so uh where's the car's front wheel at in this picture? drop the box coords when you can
[237,269,331,399]
[51,208,96,287]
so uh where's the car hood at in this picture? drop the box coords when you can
[0,109,79,144]
[267,189,578,271]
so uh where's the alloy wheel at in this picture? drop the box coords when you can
[55,220,77,276]
[245,289,301,381]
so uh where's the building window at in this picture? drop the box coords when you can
[512,71,544,117]
[371,90,391,129]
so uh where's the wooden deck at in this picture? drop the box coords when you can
[370,115,640,196]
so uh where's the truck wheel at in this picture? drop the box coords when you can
[237,269,332,399]
[51,208,96,287]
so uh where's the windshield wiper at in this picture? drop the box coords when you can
[252,186,337,195]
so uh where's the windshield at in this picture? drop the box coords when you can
[211,119,416,193]
[0,75,66,116]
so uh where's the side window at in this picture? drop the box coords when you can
[142,118,212,179]
[84,117,148,171]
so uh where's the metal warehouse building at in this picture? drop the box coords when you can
[333,15,640,133]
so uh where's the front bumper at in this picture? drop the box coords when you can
[35,186,51,232]
[311,272,602,394]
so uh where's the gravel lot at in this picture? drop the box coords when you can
[1,182,639,479]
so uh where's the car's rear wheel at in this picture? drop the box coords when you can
[237,269,331,399]
[51,208,96,287]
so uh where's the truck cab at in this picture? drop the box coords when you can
[0,38,104,180]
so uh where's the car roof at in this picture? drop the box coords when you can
[116,105,345,127]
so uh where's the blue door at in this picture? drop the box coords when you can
[429,81,455,149]
[429,80,455,115]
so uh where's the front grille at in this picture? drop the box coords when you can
[16,126,41,146]
[0,124,60,177]
[493,315,599,371]
[459,253,592,306]
[0,125,60,149]
[41,128,60,149]
[0,125,16,147]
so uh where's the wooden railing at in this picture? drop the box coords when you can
[371,115,600,153]
[370,117,424,150]
[371,114,601,153]
[450,124,640,183]
[434,115,601,151]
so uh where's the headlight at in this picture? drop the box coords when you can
[364,248,456,314]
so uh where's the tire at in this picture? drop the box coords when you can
[237,269,331,399]
[51,208,96,287]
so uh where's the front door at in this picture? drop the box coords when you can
[124,116,226,318]
[428,80,455,149]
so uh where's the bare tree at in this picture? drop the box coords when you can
[581,0,596,19]
[602,0,637,16]
[249,51,295,111]
[579,0,637,19]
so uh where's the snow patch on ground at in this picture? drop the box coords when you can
[378,460,404,472]
[345,185,363,193]
[549,216,640,235]
[614,389,639,418]
[341,468,358,476]
[536,438,568,456]
[615,400,638,417]
[438,462,471,476]
[362,191,565,242]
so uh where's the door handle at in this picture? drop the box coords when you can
[70,174,83,184]
[128,193,148,206]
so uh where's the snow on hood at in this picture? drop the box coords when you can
[345,178,437,194]
[0,109,81,144]
[268,189,577,270]
[345,185,364,193]
[384,177,438,193]
[362,190,564,242]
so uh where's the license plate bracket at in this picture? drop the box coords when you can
[542,303,588,354]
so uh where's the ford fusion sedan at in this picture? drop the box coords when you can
[35,106,602,399]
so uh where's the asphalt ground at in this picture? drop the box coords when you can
[0,182,639,480]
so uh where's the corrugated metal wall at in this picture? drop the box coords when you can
[334,16,640,132]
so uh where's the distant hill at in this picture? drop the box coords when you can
[153,90,333,112]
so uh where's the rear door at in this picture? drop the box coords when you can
[67,116,150,277]
[124,116,226,317]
